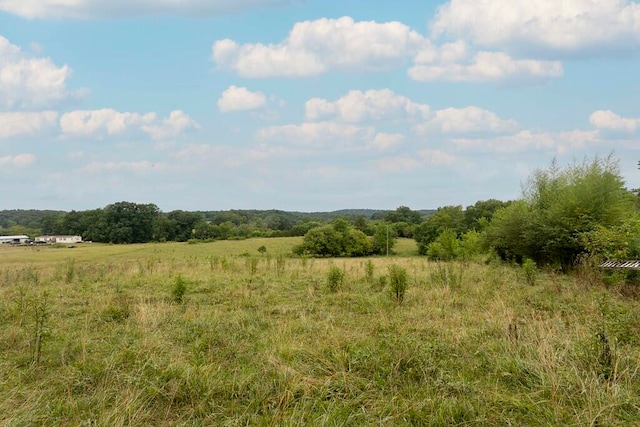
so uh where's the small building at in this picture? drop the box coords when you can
[35,235,83,244]
[0,235,30,244]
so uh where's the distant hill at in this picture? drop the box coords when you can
[0,207,437,230]
[0,209,65,229]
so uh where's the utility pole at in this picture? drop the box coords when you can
[386,224,389,257]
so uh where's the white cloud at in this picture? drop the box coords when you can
[430,0,640,56]
[218,85,266,112]
[142,110,200,139]
[0,36,76,109]
[79,160,161,174]
[60,109,156,138]
[371,133,404,151]
[60,109,198,140]
[0,111,58,139]
[213,16,425,77]
[590,110,640,133]
[374,149,459,173]
[452,129,601,154]
[305,89,430,122]
[417,149,458,166]
[0,153,35,167]
[417,106,518,134]
[258,121,376,148]
[374,156,422,173]
[409,50,563,82]
[0,0,295,19]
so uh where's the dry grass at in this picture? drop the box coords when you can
[0,239,639,425]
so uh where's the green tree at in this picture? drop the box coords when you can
[371,223,397,255]
[301,226,343,256]
[384,206,422,225]
[167,210,204,241]
[464,199,510,231]
[414,206,465,255]
[103,202,160,244]
[483,156,636,266]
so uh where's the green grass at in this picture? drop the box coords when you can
[0,239,639,425]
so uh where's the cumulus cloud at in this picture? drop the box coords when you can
[430,0,640,56]
[371,133,404,151]
[374,156,422,173]
[417,149,458,166]
[306,89,430,122]
[590,110,640,132]
[60,109,156,138]
[374,149,458,173]
[79,160,161,174]
[213,16,425,77]
[409,49,563,82]
[60,109,198,139]
[417,106,518,134]
[142,110,200,139]
[0,36,77,109]
[0,111,59,139]
[0,153,36,167]
[0,0,295,19]
[452,130,601,154]
[218,85,266,112]
[258,121,376,147]
[304,89,517,135]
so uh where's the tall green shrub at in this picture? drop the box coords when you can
[483,156,636,266]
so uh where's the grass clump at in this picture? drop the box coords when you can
[521,258,538,286]
[388,264,408,304]
[326,265,344,292]
[171,274,187,304]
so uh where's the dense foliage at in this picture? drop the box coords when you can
[483,157,638,266]
[294,219,396,257]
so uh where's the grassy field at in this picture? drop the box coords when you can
[1,238,639,425]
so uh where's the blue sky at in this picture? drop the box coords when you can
[1,0,639,212]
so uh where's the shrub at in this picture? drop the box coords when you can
[388,264,408,304]
[172,274,187,304]
[427,229,460,261]
[483,156,636,267]
[326,266,345,292]
[521,258,538,286]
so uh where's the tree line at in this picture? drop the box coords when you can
[2,155,638,268]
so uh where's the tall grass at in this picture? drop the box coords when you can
[0,240,639,425]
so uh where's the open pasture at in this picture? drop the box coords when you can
[1,239,639,425]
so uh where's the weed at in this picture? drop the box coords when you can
[250,257,259,275]
[521,258,538,286]
[276,255,286,277]
[430,262,464,288]
[172,274,187,304]
[364,259,374,285]
[30,291,50,365]
[388,264,408,304]
[65,258,76,283]
[326,265,344,292]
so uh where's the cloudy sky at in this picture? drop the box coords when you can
[1,0,639,212]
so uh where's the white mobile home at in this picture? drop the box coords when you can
[0,235,30,244]
[35,235,83,244]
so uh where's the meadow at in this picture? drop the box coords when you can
[1,238,639,426]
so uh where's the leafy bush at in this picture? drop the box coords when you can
[483,156,636,267]
[427,229,460,261]
[388,264,408,304]
[299,219,393,257]
[326,266,345,292]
